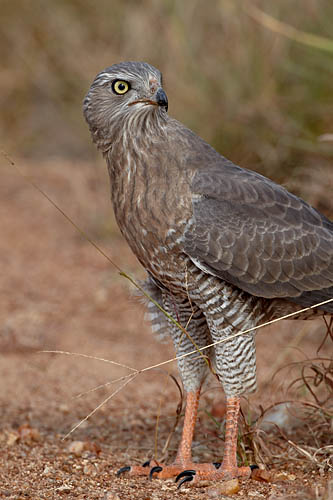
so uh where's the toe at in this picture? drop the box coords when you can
[149,466,163,480]
[176,470,196,489]
[116,466,131,476]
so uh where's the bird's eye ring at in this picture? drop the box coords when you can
[112,80,130,95]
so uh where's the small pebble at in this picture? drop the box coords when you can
[6,431,19,446]
[57,485,72,493]
[103,493,121,500]
[67,440,85,456]
[42,465,54,476]
[251,468,273,483]
[18,423,41,442]
[83,463,97,476]
[207,478,240,496]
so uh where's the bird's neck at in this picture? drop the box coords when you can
[106,109,169,177]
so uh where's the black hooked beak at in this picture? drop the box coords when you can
[155,88,168,112]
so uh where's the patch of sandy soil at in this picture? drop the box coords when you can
[0,159,332,499]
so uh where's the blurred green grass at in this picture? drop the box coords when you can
[0,0,332,213]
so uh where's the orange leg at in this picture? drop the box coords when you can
[117,388,216,478]
[174,388,200,464]
[117,393,254,485]
[219,397,250,476]
[176,396,252,487]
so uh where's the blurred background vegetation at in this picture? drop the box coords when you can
[1,0,332,214]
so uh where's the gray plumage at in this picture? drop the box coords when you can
[186,162,333,306]
[83,61,332,453]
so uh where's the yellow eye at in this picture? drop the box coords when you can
[112,80,130,95]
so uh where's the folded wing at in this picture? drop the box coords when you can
[184,161,333,312]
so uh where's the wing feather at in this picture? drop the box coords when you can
[183,161,333,311]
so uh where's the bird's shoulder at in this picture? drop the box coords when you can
[170,118,332,230]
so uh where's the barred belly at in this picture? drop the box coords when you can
[142,258,267,397]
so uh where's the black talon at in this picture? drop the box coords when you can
[176,470,196,489]
[116,465,131,476]
[213,462,221,469]
[142,460,150,467]
[175,469,196,483]
[250,464,259,471]
[149,465,163,480]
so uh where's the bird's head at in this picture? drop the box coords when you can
[83,61,168,152]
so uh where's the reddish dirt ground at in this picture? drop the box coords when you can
[0,159,332,499]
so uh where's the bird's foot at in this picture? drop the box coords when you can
[116,460,222,480]
[176,464,258,488]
